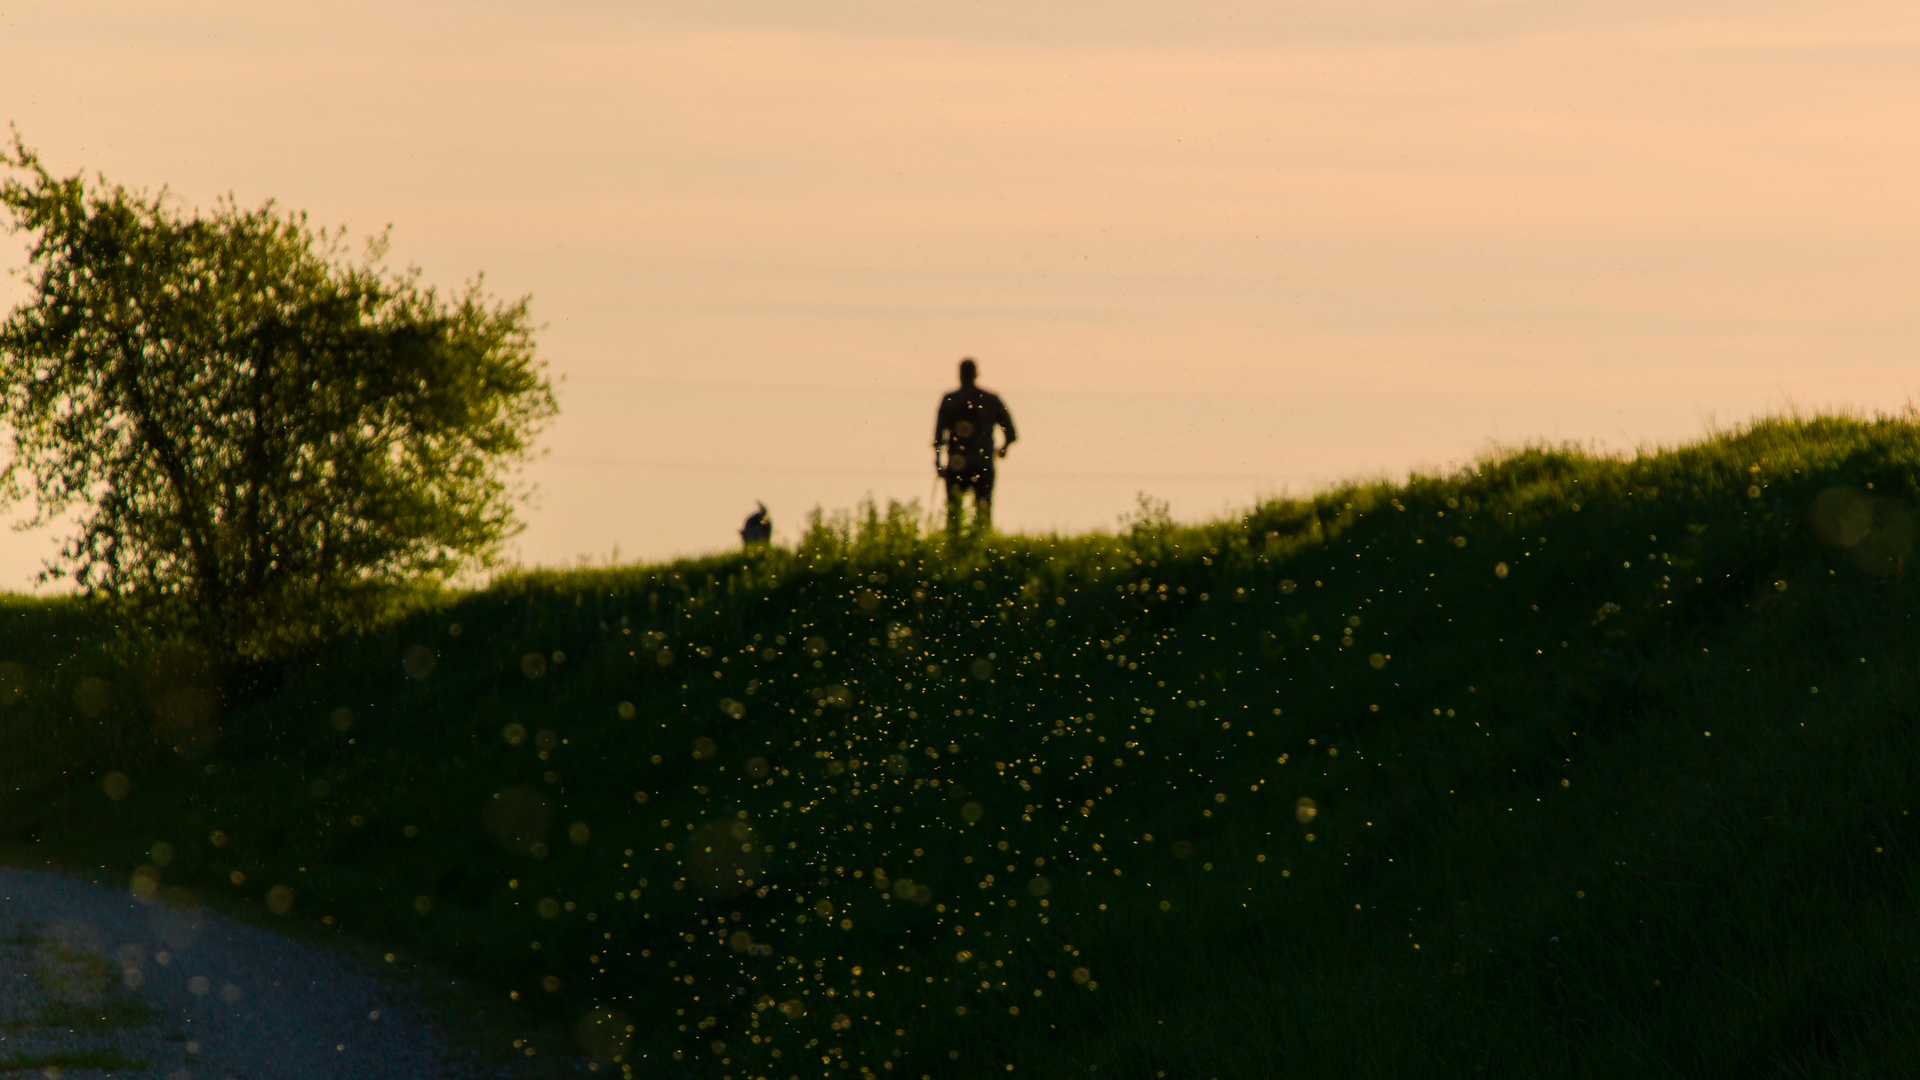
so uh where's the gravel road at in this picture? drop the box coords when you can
[0,866,483,1079]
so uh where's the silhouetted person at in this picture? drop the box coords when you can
[934,358,1016,537]
[740,501,772,546]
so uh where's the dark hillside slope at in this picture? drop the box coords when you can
[5,415,1920,1078]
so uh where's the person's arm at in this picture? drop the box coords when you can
[996,399,1017,457]
[934,398,950,468]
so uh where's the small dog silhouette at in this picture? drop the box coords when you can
[740,502,772,546]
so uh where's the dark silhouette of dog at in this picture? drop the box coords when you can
[740,502,773,546]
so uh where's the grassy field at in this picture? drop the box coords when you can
[5,414,1920,1078]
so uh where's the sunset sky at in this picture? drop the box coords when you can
[3,0,1916,589]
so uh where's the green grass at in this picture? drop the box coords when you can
[9,995,158,1033]
[0,1050,149,1072]
[5,413,1920,1078]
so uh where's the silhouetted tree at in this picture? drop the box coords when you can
[0,135,556,664]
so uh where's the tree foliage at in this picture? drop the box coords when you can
[0,135,557,661]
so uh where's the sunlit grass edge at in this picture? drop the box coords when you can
[4,412,1920,1078]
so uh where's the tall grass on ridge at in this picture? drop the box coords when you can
[4,414,1920,1078]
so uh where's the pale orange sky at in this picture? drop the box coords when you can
[2,1,1917,587]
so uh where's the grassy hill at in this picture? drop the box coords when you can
[5,414,1920,1078]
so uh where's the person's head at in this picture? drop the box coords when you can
[959,358,978,385]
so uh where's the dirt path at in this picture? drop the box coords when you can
[0,867,484,1079]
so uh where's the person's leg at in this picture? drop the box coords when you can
[973,471,996,534]
[945,476,964,538]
